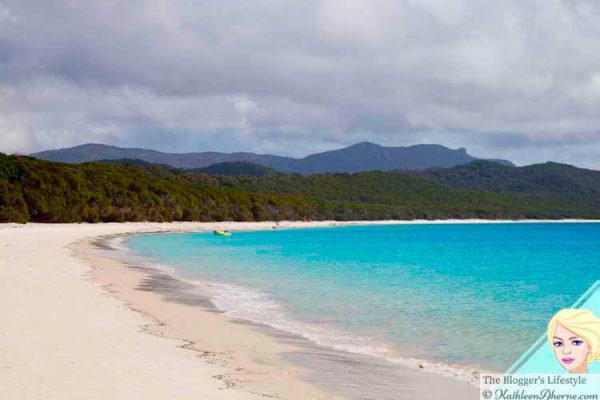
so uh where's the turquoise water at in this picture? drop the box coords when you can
[126,223,600,377]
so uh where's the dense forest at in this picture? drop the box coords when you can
[413,160,600,196]
[1,153,599,223]
[0,154,316,223]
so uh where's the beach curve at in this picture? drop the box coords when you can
[0,221,529,399]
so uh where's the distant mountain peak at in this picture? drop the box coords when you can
[351,141,381,148]
[71,143,120,150]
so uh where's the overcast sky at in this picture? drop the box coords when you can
[1,0,599,167]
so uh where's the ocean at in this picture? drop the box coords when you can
[122,222,600,381]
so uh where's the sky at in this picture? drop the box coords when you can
[1,0,599,168]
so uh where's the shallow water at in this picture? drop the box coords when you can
[126,223,600,377]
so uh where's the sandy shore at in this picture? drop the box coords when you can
[0,222,342,399]
[5,220,588,398]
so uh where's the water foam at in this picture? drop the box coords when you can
[185,276,485,385]
[202,280,392,357]
[104,236,131,252]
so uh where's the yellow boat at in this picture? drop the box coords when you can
[213,230,232,237]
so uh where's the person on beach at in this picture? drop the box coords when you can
[548,309,600,374]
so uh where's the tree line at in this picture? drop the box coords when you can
[1,153,599,223]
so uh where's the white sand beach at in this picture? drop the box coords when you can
[0,220,537,399]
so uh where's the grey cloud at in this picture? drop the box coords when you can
[1,0,600,168]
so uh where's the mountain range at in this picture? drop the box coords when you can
[31,142,514,173]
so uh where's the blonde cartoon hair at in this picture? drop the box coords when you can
[547,309,600,364]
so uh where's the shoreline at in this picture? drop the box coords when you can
[80,236,341,399]
[3,220,595,398]
[90,220,482,399]
[91,231,479,399]
[102,231,487,384]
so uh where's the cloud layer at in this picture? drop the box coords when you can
[1,0,600,167]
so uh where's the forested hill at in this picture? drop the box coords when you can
[1,153,599,223]
[192,161,277,177]
[0,153,315,223]
[414,160,600,196]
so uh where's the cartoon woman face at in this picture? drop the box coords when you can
[552,322,591,373]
